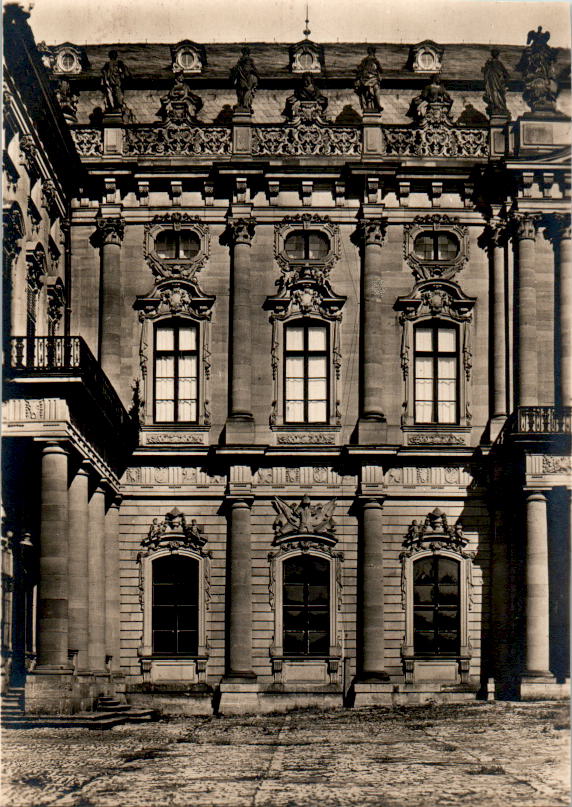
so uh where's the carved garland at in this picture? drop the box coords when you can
[144,213,210,281]
[135,278,215,426]
[404,215,469,281]
[395,279,476,427]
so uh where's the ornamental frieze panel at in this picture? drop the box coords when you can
[124,126,231,157]
[252,124,361,157]
[526,454,572,478]
[252,466,355,487]
[122,466,226,486]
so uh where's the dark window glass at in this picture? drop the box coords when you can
[414,322,458,424]
[156,230,200,260]
[152,555,198,656]
[413,232,459,261]
[284,321,328,424]
[413,555,460,656]
[283,555,330,656]
[284,231,329,260]
[154,320,198,423]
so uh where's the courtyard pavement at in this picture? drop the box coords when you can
[1,701,569,807]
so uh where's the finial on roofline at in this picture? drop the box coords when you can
[303,2,311,39]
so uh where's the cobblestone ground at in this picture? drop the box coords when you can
[1,701,569,807]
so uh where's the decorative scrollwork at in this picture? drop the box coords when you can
[142,507,207,552]
[71,129,103,156]
[272,494,337,544]
[384,125,488,158]
[252,124,361,157]
[125,125,231,156]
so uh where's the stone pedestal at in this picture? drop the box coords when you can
[353,681,394,706]
[25,671,74,715]
[361,112,383,157]
[102,112,124,156]
[218,680,259,715]
[232,111,252,157]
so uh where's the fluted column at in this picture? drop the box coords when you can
[105,494,122,674]
[36,442,70,670]
[226,498,255,678]
[512,213,539,407]
[94,215,125,393]
[524,491,551,676]
[358,497,388,679]
[227,218,255,421]
[67,461,90,672]
[487,220,508,419]
[545,213,572,407]
[88,481,107,673]
[359,219,387,421]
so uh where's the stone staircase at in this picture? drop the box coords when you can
[1,688,159,729]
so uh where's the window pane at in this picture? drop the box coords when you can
[284,585,305,604]
[284,608,306,629]
[308,585,328,605]
[286,357,305,378]
[437,585,459,605]
[178,231,200,259]
[152,607,176,630]
[414,610,434,631]
[414,558,435,583]
[415,328,433,352]
[414,234,435,260]
[438,559,459,583]
[437,328,456,352]
[308,355,326,378]
[308,632,329,654]
[285,401,304,422]
[437,234,459,260]
[285,233,305,259]
[156,353,175,376]
[307,379,327,400]
[415,356,433,379]
[179,355,197,378]
[178,400,197,422]
[307,401,327,422]
[284,631,306,654]
[179,326,197,351]
[177,631,198,654]
[156,326,175,351]
[307,326,327,351]
[285,327,304,351]
[155,401,174,421]
[285,379,304,400]
[413,585,433,605]
[179,378,198,400]
[153,631,176,653]
[156,231,177,260]
[307,232,329,259]
[438,356,456,380]
[437,402,456,423]
[415,402,432,423]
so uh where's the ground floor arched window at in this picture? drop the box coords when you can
[152,554,199,655]
[283,553,330,656]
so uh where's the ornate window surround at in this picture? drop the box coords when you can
[135,279,215,428]
[267,215,345,430]
[395,279,476,428]
[137,509,211,683]
[399,508,475,685]
[268,539,344,685]
[408,40,445,73]
[404,215,469,282]
[170,40,206,74]
[144,213,209,281]
[289,39,324,73]
[52,44,84,74]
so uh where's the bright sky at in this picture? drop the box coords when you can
[25,0,572,48]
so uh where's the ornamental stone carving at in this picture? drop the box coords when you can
[516,26,559,114]
[401,507,472,558]
[158,69,203,125]
[541,455,572,474]
[142,507,207,552]
[252,124,361,157]
[409,40,444,73]
[404,215,469,281]
[71,129,103,156]
[543,212,571,244]
[510,212,540,241]
[230,46,259,111]
[55,80,79,123]
[3,203,25,264]
[144,213,209,281]
[46,277,65,333]
[275,433,336,445]
[354,47,384,113]
[358,218,387,246]
[289,38,323,73]
[408,75,453,126]
[272,495,337,544]
[226,217,256,246]
[101,50,133,120]
[274,214,340,275]
[170,41,206,74]
[93,216,125,246]
[283,74,328,125]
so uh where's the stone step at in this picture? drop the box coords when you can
[2,705,159,730]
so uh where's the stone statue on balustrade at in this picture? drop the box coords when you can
[158,68,203,125]
[516,26,559,113]
[482,49,510,119]
[101,50,134,121]
[55,80,79,123]
[283,73,328,124]
[354,46,384,113]
[230,46,259,112]
[408,75,454,126]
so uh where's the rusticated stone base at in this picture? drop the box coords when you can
[218,680,260,714]
[353,681,479,707]
[25,671,115,714]
[519,675,570,700]
[127,691,213,716]
[357,418,388,445]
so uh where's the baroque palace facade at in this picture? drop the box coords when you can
[2,3,571,714]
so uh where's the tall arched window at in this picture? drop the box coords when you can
[414,321,458,424]
[283,554,330,655]
[154,319,199,423]
[413,554,460,656]
[152,554,198,655]
[284,320,329,423]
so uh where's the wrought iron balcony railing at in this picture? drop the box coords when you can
[513,406,572,435]
[7,336,133,434]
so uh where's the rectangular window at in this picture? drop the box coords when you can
[414,323,458,424]
[283,555,330,656]
[154,320,198,423]
[152,555,199,656]
[413,555,460,656]
[284,322,328,424]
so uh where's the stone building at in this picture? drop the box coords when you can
[2,3,570,714]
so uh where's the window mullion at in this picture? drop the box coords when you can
[173,324,179,423]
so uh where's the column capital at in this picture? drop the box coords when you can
[41,440,68,457]
[226,217,256,246]
[110,494,123,509]
[510,211,541,241]
[543,212,571,244]
[93,215,125,247]
[525,489,548,503]
[480,218,509,249]
[226,496,254,509]
[357,217,388,246]
[359,495,387,509]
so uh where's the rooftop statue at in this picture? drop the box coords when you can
[101,49,134,120]
[482,49,510,118]
[354,46,384,113]
[409,75,453,125]
[158,68,203,125]
[230,46,259,111]
[517,26,559,113]
[283,72,328,123]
